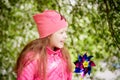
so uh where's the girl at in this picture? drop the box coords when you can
[15,10,73,80]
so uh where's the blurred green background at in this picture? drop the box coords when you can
[0,0,120,80]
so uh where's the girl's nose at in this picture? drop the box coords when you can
[64,32,67,39]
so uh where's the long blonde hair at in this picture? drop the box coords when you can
[15,37,72,80]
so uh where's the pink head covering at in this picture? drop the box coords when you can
[33,10,68,38]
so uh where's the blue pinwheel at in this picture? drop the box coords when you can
[74,53,95,78]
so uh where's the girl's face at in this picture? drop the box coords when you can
[48,27,68,50]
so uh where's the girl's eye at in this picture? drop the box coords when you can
[60,31,64,34]
[60,31,68,35]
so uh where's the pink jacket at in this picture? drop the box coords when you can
[17,47,72,80]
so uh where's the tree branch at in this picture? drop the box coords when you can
[104,0,120,50]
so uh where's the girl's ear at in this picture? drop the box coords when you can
[47,34,52,39]
[47,36,50,39]
[47,35,52,44]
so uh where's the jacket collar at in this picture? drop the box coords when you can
[46,46,62,57]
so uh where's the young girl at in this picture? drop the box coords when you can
[15,10,73,80]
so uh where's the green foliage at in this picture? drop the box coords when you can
[0,0,38,80]
[0,0,120,80]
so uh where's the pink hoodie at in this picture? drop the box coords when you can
[17,47,72,80]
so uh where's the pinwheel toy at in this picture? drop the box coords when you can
[74,53,95,80]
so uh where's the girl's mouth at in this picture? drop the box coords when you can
[60,41,64,45]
